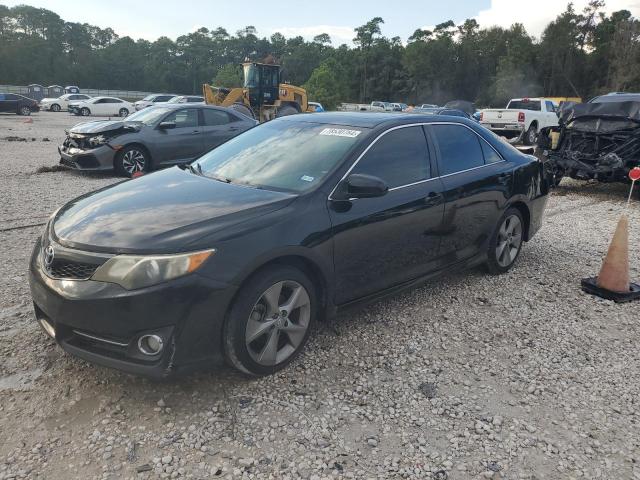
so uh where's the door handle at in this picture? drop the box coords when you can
[424,191,443,206]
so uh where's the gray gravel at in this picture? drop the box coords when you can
[1,111,640,479]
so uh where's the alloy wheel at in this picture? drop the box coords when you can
[495,214,522,267]
[19,106,31,115]
[51,104,60,112]
[245,280,311,366]
[121,149,146,175]
[528,128,537,144]
[119,108,128,117]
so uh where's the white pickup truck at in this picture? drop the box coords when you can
[479,98,559,145]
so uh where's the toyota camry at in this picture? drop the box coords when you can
[29,112,548,377]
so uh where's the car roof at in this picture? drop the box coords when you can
[279,111,477,129]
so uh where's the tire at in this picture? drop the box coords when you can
[524,124,538,146]
[51,104,61,112]
[276,105,299,117]
[230,102,255,120]
[223,265,317,376]
[114,145,150,177]
[485,208,525,274]
[118,108,129,118]
[18,105,31,116]
[80,107,90,117]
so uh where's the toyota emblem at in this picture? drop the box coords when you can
[44,245,55,267]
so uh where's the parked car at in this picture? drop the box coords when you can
[420,103,439,108]
[480,97,559,145]
[0,93,39,115]
[40,93,92,112]
[308,101,324,112]
[337,101,386,112]
[166,95,205,104]
[59,104,257,177]
[68,97,135,117]
[539,92,640,186]
[32,112,549,377]
[134,94,177,111]
[411,107,471,118]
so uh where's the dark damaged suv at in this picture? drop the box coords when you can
[59,104,256,177]
[539,92,640,186]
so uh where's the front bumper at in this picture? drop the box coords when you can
[28,238,237,378]
[547,152,632,182]
[58,143,116,171]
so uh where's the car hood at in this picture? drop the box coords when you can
[68,120,142,135]
[40,97,57,103]
[52,167,297,253]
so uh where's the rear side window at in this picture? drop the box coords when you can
[350,126,430,188]
[479,139,502,164]
[202,109,230,126]
[431,124,484,175]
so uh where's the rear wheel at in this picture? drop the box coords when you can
[118,108,129,117]
[524,124,538,145]
[18,105,31,116]
[485,208,524,274]
[80,107,90,116]
[115,145,149,177]
[223,265,316,376]
[51,104,61,112]
[276,105,299,117]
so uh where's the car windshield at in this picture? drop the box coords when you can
[167,97,184,103]
[125,107,173,125]
[196,120,366,193]
[142,95,156,101]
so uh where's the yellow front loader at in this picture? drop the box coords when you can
[203,62,316,122]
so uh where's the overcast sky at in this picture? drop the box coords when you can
[4,0,640,44]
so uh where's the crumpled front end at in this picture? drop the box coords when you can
[539,101,640,183]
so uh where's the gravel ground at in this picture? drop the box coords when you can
[1,111,640,480]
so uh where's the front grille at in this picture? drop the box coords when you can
[46,260,98,280]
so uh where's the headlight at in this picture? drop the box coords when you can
[91,249,214,290]
[89,135,108,147]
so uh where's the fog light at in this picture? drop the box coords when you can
[137,334,164,356]
[38,318,56,339]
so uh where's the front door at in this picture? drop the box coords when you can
[154,108,204,165]
[328,125,446,304]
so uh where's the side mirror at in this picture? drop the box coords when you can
[337,173,388,199]
[158,121,176,130]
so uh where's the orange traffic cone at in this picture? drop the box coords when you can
[596,214,630,293]
[582,212,640,302]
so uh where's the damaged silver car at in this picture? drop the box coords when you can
[539,93,640,186]
[59,104,257,177]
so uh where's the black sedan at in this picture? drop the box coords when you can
[59,104,257,177]
[0,93,39,115]
[29,113,549,377]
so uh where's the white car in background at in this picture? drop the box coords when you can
[166,95,205,104]
[68,97,135,117]
[134,94,177,111]
[40,93,92,112]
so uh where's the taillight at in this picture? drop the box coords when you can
[479,112,484,121]
[518,112,525,122]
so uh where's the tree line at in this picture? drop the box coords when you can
[0,2,638,109]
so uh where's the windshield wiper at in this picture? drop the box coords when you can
[187,163,201,175]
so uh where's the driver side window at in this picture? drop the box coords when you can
[163,109,198,128]
[350,126,431,188]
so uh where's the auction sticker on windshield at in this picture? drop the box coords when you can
[319,128,362,138]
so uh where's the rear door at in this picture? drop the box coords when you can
[329,125,446,304]
[1,94,19,113]
[426,123,511,263]
[153,108,203,165]
[0,94,10,112]
[200,108,242,151]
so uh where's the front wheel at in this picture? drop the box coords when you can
[115,145,149,177]
[118,108,129,117]
[485,208,524,274]
[80,107,90,116]
[223,265,316,376]
[51,104,61,112]
[18,106,31,116]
